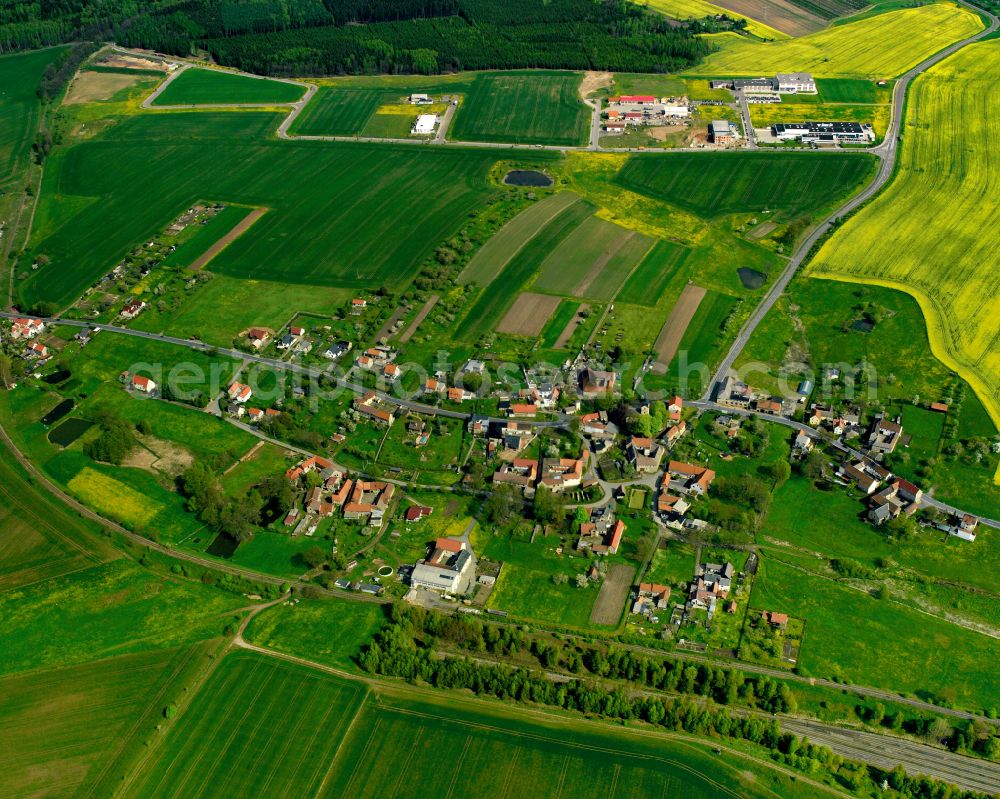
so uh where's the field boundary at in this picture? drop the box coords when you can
[553,302,589,349]
[652,283,707,373]
[590,563,635,626]
[189,207,268,271]
[399,294,439,343]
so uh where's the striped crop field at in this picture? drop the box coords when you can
[686,4,983,77]
[458,192,582,286]
[645,0,790,39]
[289,87,384,135]
[808,40,1000,440]
[20,112,518,308]
[126,651,368,798]
[451,71,590,146]
[617,241,691,307]
[532,215,655,301]
[152,67,305,105]
[0,48,67,183]
[0,646,217,799]
[616,151,875,220]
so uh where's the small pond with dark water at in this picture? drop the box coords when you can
[48,417,93,447]
[737,268,767,290]
[503,170,553,187]
[43,369,71,385]
[206,532,239,558]
[41,398,74,425]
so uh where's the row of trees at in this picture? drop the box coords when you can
[359,609,990,799]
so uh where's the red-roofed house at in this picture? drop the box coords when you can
[228,382,252,404]
[405,505,433,522]
[120,299,146,320]
[666,420,687,447]
[668,396,683,421]
[667,461,715,495]
[246,407,264,423]
[131,374,156,394]
[448,387,474,403]
[11,317,44,340]
[509,403,537,418]
[763,611,789,629]
[26,341,48,359]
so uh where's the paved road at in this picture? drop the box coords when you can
[0,312,564,429]
[704,1,998,403]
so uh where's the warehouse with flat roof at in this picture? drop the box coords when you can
[771,121,874,144]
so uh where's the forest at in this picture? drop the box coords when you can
[0,0,711,75]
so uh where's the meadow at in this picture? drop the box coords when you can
[126,651,368,799]
[245,595,389,671]
[617,240,691,306]
[0,48,67,182]
[661,289,739,376]
[0,558,245,675]
[22,112,521,309]
[644,0,790,38]
[685,4,983,77]
[152,67,305,105]
[450,71,590,146]
[0,644,217,799]
[616,151,876,220]
[808,40,1000,436]
[750,556,998,712]
[750,101,891,138]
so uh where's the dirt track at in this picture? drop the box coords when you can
[189,207,268,270]
[399,294,439,343]
[497,292,561,336]
[652,283,706,373]
[553,303,589,349]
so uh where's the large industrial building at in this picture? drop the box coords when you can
[770,121,875,144]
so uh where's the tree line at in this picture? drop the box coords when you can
[1,0,712,76]
[359,605,991,799]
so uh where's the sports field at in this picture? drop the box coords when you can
[0,645,215,799]
[532,215,655,301]
[808,41,1000,435]
[152,67,305,105]
[645,0,790,38]
[21,112,515,308]
[616,151,875,219]
[0,48,67,181]
[126,651,368,798]
[450,71,590,146]
[686,4,983,77]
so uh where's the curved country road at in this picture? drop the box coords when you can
[703,0,999,400]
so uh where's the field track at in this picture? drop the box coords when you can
[399,294,439,343]
[497,292,561,336]
[188,207,267,270]
[553,303,590,349]
[653,284,707,373]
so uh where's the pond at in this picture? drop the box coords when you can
[206,532,239,558]
[42,369,71,385]
[851,318,875,333]
[737,267,767,290]
[48,417,93,447]
[503,169,553,187]
[41,398,74,426]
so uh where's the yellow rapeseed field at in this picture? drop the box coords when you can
[687,4,983,77]
[809,40,1000,441]
[644,0,790,40]
[68,468,161,527]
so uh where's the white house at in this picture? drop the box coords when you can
[410,538,476,594]
[412,114,438,135]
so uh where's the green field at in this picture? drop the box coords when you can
[0,48,67,181]
[245,595,389,670]
[451,71,589,146]
[540,299,582,348]
[808,40,1000,437]
[751,556,998,712]
[616,152,876,220]
[686,4,983,78]
[290,87,385,135]
[126,651,368,798]
[161,204,255,267]
[617,240,691,307]
[532,215,654,301]
[458,192,580,287]
[0,644,217,799]
[458,198,595,341]
[0,558,245,675]
[152,68,305,105]
[663,289,739,374]
[22,112,521,309]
